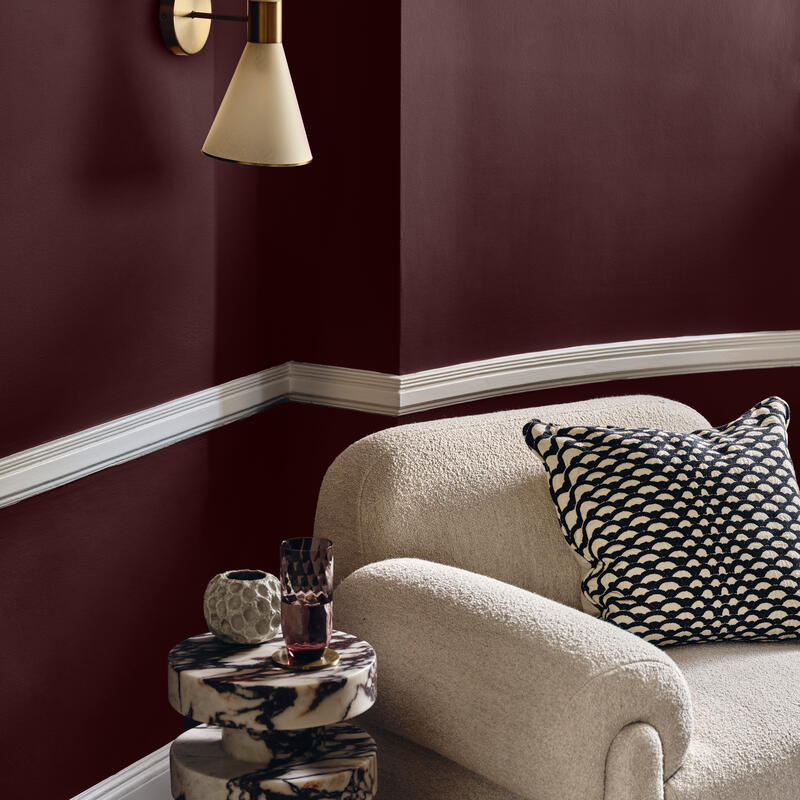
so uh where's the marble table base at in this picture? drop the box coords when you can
[171,722,377,800]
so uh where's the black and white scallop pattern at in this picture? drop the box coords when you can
[523,397,800,647]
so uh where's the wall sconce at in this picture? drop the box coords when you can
[159,0,311,167]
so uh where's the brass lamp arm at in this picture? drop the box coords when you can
[186,11,248,23]
[161,0,281,55]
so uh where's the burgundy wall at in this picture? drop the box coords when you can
[0,0,402,461]
[399,0,800,372]
[0,1,217,457]
[211,0,402,379]
[4,0,796,455]
[2,0,800,798]
[0,5,404,791]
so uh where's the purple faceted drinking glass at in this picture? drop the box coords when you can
[279,537,333,662]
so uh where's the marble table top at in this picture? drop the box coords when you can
[168,630,377,732]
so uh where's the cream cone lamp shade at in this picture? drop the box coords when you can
[159,0,311,167]
[203,43,311,166]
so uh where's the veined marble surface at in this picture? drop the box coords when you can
[168,630,377,732]
[171,722,377,800]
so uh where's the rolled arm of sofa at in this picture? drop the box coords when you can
[336,558,693,800]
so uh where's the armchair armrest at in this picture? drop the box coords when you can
[336,558,692,800]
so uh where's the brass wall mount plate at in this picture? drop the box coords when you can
[160,0,212,55]
[271,647,341,671]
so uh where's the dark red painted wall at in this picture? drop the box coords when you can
[0,1,217,458]
[0,0,402,461]
[3,1,800,797]
[211,0,402,380]
[399,0,800,372]
[4,0,797,457]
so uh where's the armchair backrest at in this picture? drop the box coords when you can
[314,394,709,610]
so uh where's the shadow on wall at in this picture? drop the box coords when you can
[73,2,169,191]
[210,0,402,384]
[732,146,800,279]
[0,0,217,458]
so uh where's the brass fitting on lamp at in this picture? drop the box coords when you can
[248,0,281,43]
[159,0,217,56]
[159,0,311,167]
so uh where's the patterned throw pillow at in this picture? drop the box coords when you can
[523,397,800,646]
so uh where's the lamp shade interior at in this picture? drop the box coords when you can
[202,42,311,167]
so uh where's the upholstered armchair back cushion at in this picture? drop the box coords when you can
[314,395,709,609]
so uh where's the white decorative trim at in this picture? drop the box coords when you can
[0,364,290,509]
[395,330,800,414]
[1,331,798,508]
[290,361,401,415]
[69,743,170,800]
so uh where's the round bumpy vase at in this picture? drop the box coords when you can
[204,569,282,645]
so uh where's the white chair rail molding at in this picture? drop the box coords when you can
[1,330,798,509]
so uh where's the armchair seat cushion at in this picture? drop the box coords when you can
[665,641,800,800]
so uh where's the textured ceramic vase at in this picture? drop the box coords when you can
[204,569,282,644]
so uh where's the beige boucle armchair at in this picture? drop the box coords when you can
[313,395,800,800]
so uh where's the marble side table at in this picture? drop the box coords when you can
[168,630,378,800]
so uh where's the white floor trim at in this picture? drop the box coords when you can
[69,743,170,800]
[1,330,798,509]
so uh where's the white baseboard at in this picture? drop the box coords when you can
[69,743,170,800]
[2,330,798,509]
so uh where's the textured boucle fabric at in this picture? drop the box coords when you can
[336,558,693,800]
[665,641,800,800]
[314,394,709,611]
[605,723,664,800]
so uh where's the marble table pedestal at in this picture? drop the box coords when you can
[167,630,378,800]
